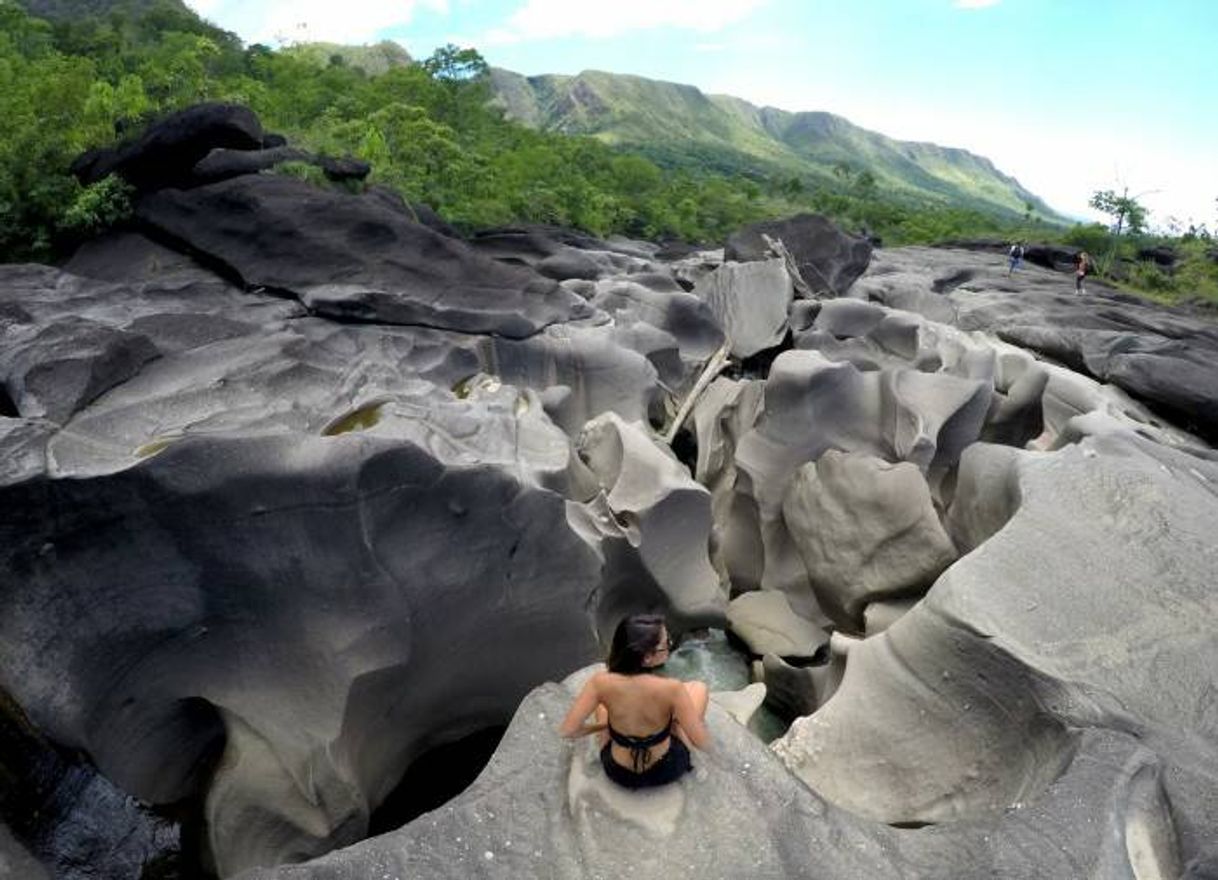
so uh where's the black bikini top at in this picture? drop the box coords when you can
[608,718,673,772]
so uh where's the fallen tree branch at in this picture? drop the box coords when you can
[761,232,835,298]
[663,339,733,445]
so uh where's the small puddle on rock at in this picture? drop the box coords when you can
[134,437,176,458]
[322,403,384,436]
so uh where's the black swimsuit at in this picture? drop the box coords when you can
[600,719,693,789]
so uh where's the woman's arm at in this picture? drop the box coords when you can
[558,676,606,738]
[671,681,711,751]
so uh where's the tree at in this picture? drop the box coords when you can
[1089,188,1148,236]
[421,44,488,82]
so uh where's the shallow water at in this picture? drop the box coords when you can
[665,629,790,744]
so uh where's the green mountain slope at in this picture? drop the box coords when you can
[280,41,412,76]
[491,68,1062,221]
[16,0,193,21]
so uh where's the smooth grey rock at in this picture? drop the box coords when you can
[192,145,314,182]
[589,279,725,364]
[725,213,872,297]
[709,682,767,727]
[981,359,1049,446]
[726,351,987,614]
[240,667,1189,880]
[0,418,54,486]
[0,316,159,423]
[691,259,792,358]
[775,435,1218,856]
[788,299,821,332]
[813,298,887,338]
[667,249,724,292]
[782,451,957,629]
[855,246,1218,443]
[573,413,726,635]
[1,391,606,874]
[862,597,919,636]
[726,591,827,658]
[689,378,765,589]
[136,175,590,338]
[2,672,182,880]
[753,634,853,721]
[483,321,661,436]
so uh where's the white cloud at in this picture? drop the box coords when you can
[184,0,449,46]
[481,0,768,45]
[953,0,1001,8]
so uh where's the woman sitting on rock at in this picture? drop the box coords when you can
[560,613,710,789]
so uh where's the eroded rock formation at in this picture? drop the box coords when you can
[3,103,1218,879]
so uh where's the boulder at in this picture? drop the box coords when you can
[752,650,843,720]
[782,451,958,629]
[239,667,1190,880]
[689,377,766,588]
[71,103,265,191]
[572,412,726,636]
[588,279,726,364]
[980,360,1049,446]
[812,298,887,338]
[725,591,827,658]
[0,255,624,873]
[725,351,988,612]
[725,213,872,297]
[318,155,371,182]
[855,246,1218,444]
[862,597,919,636]
[482,322,662,437]
[0,316,159,423]
[0,404,606,874]
[191,145,314,183]
[773,434,1218,858]
[708,682,767,728]
[136,174,590,338]
[691,259,792,358]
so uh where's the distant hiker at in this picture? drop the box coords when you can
[1007,242,1024,276]
[560,614,710,789]
[1074,251,1090,294]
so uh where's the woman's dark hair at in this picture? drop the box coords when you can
[607,614,666,674]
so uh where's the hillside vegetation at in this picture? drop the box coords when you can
[489,68,1062,221]
[1,0,1068,263]
[3,0,1214,309]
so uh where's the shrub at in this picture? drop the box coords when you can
[60,175,134,234]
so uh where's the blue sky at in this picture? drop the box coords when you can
[184,0,1218,228]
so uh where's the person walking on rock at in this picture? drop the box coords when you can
[1007,241,1024,276]
[1074,250,1090,294]
[560,614,710,789]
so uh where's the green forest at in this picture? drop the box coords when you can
[2,0,1215,305]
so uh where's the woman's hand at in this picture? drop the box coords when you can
[558,675,603,738]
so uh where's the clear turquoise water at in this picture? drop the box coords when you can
[664,629,790,744]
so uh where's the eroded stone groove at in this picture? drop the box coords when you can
[3,105,1217,878]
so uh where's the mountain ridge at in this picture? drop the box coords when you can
[490,67,1062,221]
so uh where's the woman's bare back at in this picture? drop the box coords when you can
[561,671,710,772]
